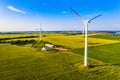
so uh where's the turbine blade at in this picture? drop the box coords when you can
[88,14,102,23]
[70,8,84,22]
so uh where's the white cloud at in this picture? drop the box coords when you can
[62,11,69,16]
[7,6,26,14]
[62,11,67,14]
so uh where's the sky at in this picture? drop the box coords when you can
[0,0,120,31]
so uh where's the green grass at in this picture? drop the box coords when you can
[0,33,120,80]
[72,43,120,66]
[0,44,120,80]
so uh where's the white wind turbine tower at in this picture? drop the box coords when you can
[35,24,43,41]
[39,24,43,41]
[70,8,102,67]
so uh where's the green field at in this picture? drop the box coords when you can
[0,32,120,80]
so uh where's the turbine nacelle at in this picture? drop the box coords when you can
[83,20,89,25]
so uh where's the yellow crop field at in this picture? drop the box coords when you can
[43,34,120,49]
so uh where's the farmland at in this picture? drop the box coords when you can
[0,32,120,80]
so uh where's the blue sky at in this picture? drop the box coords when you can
[0,0,120,31]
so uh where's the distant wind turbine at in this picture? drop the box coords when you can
[35,24,43,41]
[39,24,42,41]
[70,7,102,67]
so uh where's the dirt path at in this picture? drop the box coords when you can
[55,47,68,51]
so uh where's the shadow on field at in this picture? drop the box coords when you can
[88,64,108,68]
[88,63,120,68]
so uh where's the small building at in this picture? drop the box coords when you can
[41,47,47,51]
[45,43,56,48]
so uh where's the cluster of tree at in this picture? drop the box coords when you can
[32,41,45,49]
[64,32,82,36]
[0,40,36,46]
[10,40,36,45]
[111,34,120,36]
[0,36,39,41]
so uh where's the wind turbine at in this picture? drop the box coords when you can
[39,24,42,41]
[35,24,43,41]
[70,8,102,67]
